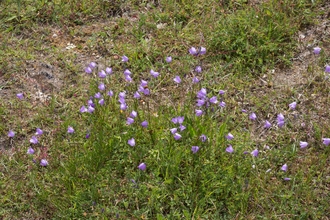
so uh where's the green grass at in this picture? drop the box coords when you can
[1,0,330,219]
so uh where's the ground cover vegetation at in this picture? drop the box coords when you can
[0,0,330,219]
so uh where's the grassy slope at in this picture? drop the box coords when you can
[1,0,330,219]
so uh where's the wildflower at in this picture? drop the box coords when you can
[150,69,159,78]
[179,124,186,131]
[27,147,35,155]
[141,121,148,128]
[106,67,112,74]
[189,47,198,55]
[283,177,291,181]
[130,111,137,118]
[125,75,133,82]
[200,134,207,142]
[94,92,102,99]
[89,62,97,69]
[173,133,182,140]
[191,146,200,154]
[35,128,43,136]
[87,99,94,106]
[313,47,321,55]
[122,55,128,62]
[177,116,184,124]
[80,106,87,113]
[120,103,127,110]
[226,145,234,153]
[8,130,15,138]
[192,77,199,83]
[85,66,92,74]
[200,47,206,55]
[138,163,146,171]
[166,56,172,63]
[85,132,90,139]
[281,163,288,172]
[197,88,207,99]
[225,133,234,140]
[249,113,257,120]
[251,149,259,157]
[87,105,95,113]
[322,138,330,146]
[98,83,105,91]
[277,113,285,128]
[242,109,248,113]
[300,141,308,149]
[67,126,74,134]
[289,102,297,110]
[134,91,141,99]
[173,76,181,84]
[30,136,38,144]
[128,138,135,147]
[170,128,178,134]
[195,109,203,116]
[209,96,218,104]
[98,70,106,78]
[219,90,225,95]
[219,101,226,108]
[107,90,114,97]
[126,117,134,125]
[40,159,49,166]
[124,69,131,76]
[264,120,272,128]
[143,88,150,95]
[98,99,104,105]
[119,92,126,99]
[196,99,206,107]
[195,66,202,73]
[325,65,330,73]
[16,93,24,100]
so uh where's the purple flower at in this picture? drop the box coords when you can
[277,113,285,127]
[192,77,199,83]
[30,136,38,144]
[134,91,141,99]
[87,105,95,113]
[249,113,257,120]
[170,128,178,134]
[219,101,226,108]
[119,92,126,99]
[128,138,135,147]
[197,88,207,99]
[85,132,90,139]
[126,117,134,125]
[88,99,94,106]
[98,70,106,78]
[16,93,24,100]
[200,47,206,55]
[325,65,330,73]
[191,146,200,154]
[138,162,146,171]
[125,75,133,82]
[322,138,330,146]
[195,109,203,116]
[179,124,186,131]
[283,177,291,181]
[67,126,74,134]
[196,99,206,107]
[251,149,259,157]
[98,83,105,91]
[313,47,321,55]
[242,109,248,113]
[199,134,207,142]
[177,116,184,124]
[124,69,131,76]
[8,130,15,138]
[98,99,104,105]
[143,88,150,95]
[189,47,198,55]
[225,133,234,140]
[35,128,43,136]
[226,145,234,153]
[209,96,218,104]
[150,69,159,78]
[173,133,182,140]
[89,62,97,69]
[106,67,112,75]
[300,141,308,149]
[80,105,87,113]
[85,66,92,74]
[264,120,272,128]
[173,76,181,84]
[40,159,48,167]
[166,56,172,63]
[195,66,202,73]
[289,102,297,110]
[120,103,127,110]
[130,111,137,118]
[27,147,35,154]
[94,92,102,99]
[122,55,128,62]
[219,90,225,95]
[281,163,288,172]
[107,90,114,97]
[141,121,148,128]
